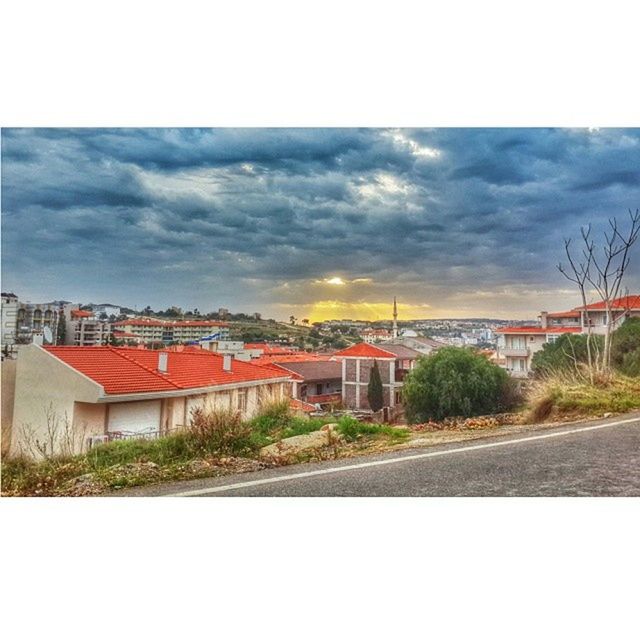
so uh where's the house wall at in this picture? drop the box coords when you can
[1,359,17,456]
[73,403,108,440]
[342,357,396,410]
[180,382,287,425]
[9,345,103,458]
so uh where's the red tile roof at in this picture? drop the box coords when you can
[290,398,317,413]
[44,346,288,395]
[244,343,297,355]
[250,353,333,367]
[255,361,305,381]
[496,326,582,334]
[574,295,640,311]
[71,309,93,318]
[333,343,397,358]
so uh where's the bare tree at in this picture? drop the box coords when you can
[558,209,640,375]
[558,232,596,382]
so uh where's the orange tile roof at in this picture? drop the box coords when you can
[44,346,288,395]
[333,343,397,358]
[244,343,298,355]
[290,398,317,413]
[71,309,93,318]
[255,361,305,381]
[496,326,582,334]
[574,295,640,311]
[250,353,333,367]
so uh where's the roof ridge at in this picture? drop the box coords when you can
[110,347,184,390]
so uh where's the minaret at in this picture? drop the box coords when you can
[392,296,398,339]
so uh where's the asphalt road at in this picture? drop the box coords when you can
[119,413,640,497]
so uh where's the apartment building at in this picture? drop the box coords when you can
[64,305,111,346]
[497,294,640,377]
[360,327,392,343]
[1,293,62,347]
[112,318,230,344]
[496,326,581,377]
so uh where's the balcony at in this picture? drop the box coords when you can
[305,392,342,405]
[506,369,530,379]
[502,347,529,357]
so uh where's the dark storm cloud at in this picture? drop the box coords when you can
[2,127,640,317]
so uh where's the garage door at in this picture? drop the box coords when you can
[108,400,162,435]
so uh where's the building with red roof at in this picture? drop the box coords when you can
[497,294,640,377]
[63,304,111,347]
[8,344,291,459]
[333,342,421,412]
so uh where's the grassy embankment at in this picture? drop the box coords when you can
[1,402,408,496]
[524,371,640,423]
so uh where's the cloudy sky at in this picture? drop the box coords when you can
[2,128,639,321]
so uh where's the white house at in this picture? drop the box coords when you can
[7,345,290,459]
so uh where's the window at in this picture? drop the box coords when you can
[236,389,247,413]
[316,383,323,395]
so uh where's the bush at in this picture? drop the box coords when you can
[336,416,409,442]
[531,333,603,376]
[86,432,195,468]
[611,317,640,376]
[249,400,293,435]
[403,347,514,422]
[525,370,640,422]
[189,407,254,455]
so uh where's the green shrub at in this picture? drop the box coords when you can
[249,400,293,435]
[189,407,255,455]
[611,317,640,376]
[403,347,513,422]
[525,371,640,422]
[86,432,195,469]
[531,333,603,376]
[336,416,409,442]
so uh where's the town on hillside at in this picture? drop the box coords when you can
[2,290,639,460]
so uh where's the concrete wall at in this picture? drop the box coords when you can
[74,402,108,439]
[182,382,287,425]
[10,345,103,458]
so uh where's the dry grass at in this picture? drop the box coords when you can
[524,370,640,423]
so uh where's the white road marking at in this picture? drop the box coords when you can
[169,416,640,496]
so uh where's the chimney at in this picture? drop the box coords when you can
[540,311,548,329]
[158,352,168,374]
[223,353,232,371]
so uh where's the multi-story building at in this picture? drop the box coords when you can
[91,304,121,318]
[497,294,640,377]
[64,305,111,346]
[1,293,19,347]
[334,342,421,411]
[360,328,392,343]
[2,294,62,347]
[112,318,230,344]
